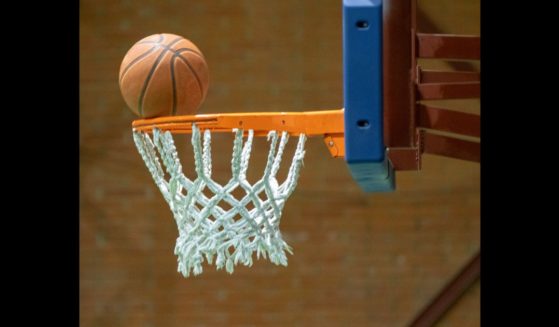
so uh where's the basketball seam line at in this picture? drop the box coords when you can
[175,51,205,99]
[138,41,204,58]
[170,56,178,115]
[138,36,184,117]
[174,48,204,59]
[135,34,164,46]
[120,35,164,83]
[119,46,157,84]
[170,50,206,116]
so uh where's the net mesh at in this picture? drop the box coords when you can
[132,125,307,277]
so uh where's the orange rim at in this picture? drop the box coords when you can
[132,109,346,158]
[132,109,344,137]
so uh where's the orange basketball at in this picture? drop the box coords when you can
[119,33,210,118]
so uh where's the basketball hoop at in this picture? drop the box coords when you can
[132,111,344,276]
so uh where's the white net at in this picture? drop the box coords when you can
[133,125,307,277]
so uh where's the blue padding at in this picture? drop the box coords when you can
[343,0,394,192]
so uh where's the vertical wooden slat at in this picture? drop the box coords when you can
[383,0,414,147]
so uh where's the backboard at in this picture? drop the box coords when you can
[342,0,480,191]
[342,0,393,191]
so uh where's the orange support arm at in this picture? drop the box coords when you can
[132,109,346,158]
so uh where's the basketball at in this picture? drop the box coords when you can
[119,33,209,118]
